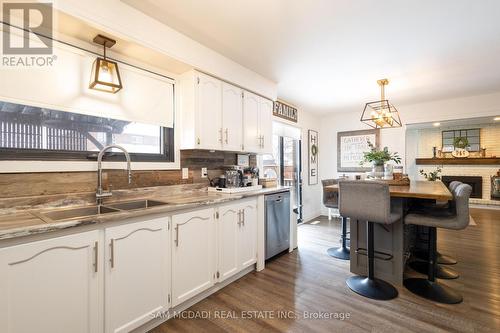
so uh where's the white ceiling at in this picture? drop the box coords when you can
[122,0,500,114]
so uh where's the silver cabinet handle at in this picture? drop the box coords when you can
[261,135,264,148]
[237,210,241,226]
[242,209,245,226]
[109,239,115,268]
[225,128,228,144]
[219,128,223,143]
[175,225,179,247]
[93,241,98,273]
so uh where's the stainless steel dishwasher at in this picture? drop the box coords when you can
[265,191,290,260]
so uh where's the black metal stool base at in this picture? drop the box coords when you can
[410,261,459,279]
[404,278,463,304]
[327,247,350,260]
[414,250,457,265]
[346,276,398,300]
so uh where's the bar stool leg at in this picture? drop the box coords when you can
[327,217,350,260]
[346,221,398,300]
[404,227,462,304]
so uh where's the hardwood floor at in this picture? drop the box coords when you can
[151,208,500,333]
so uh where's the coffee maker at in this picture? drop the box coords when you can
[221,165,243,188]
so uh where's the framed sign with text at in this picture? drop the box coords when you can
[308,129,319,185]
[273,100,298,123]
[337,129,379,172]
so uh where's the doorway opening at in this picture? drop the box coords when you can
[261,122,303,223]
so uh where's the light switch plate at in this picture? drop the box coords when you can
[182,168,189,179]
[201,167,208,178]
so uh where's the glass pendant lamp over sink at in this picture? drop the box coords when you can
[361,79,402,129]
[89,35,123,94]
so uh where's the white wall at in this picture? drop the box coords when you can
[318,91,500,215]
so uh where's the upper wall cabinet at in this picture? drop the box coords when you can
[180,70,272,153]
[243,91,273,154]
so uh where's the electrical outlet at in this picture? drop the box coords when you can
[201,167,208,178]
[182,168,189,179]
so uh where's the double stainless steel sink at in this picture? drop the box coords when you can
[39,199,171,222]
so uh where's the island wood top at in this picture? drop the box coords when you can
[325,180,453,201]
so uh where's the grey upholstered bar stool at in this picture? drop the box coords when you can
[413,181,462,266]
[339,180,401,300]
[404,183,472,304]
[322,179,349,260]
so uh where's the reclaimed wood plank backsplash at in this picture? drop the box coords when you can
[0,150,256,198]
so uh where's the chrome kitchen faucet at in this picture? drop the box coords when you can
[96,145,132,205]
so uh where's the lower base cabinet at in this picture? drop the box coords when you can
[217,198,258,282]
[0,231,101,333]
[171,208,216,307]
[105,217,170,333]
[0,196,263,333]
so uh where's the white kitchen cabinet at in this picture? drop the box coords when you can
[171,208,215,306]
[238,199,258,268]
[196,72,223,150]
[217,204,240,282]
[243,91,273,154]
[242,91,261,152]
[104,218,170,333]
[0,231,101,333]
[181,70,273,153]
[258,98,274,154]
[180,71,243,152]
[222,82,243,151]
[217,198,257,282]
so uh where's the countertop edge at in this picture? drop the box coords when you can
[0,187,290,241]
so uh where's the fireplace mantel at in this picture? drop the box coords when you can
[416,158,500,165]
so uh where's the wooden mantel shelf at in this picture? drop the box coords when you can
[416,157,500,165]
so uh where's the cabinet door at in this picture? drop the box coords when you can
[217,204,239,282]
[104,218,169,333]
[259,98,274,154]
[238,199,258,269]
[172,208,215,306]
[0,231,101,333]
[196,73,222,150]
[242,91,261,152]
[222,82,243,151]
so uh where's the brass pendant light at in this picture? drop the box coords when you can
[89,35,123,94]
[360,79,402,129]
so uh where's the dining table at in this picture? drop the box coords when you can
[325,180,453,201]
[324,179,453,285]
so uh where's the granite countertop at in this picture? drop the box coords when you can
[0,186,290,241]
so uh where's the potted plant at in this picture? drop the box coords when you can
[360,141,401,177]
[419,167,442,181]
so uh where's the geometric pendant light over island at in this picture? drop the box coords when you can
[360,78,402,129]
[89,35,123,94]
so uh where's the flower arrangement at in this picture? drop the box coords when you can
[360,141,401,166]
[419,167,442,181]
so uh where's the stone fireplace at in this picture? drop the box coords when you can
[442,176,483,198]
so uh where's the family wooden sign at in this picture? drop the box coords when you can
[273,101,298,123]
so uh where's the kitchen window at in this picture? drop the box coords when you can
[0,101,174,162]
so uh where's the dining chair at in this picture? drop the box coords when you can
[322,179,349,260]
[404,183,472,304]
